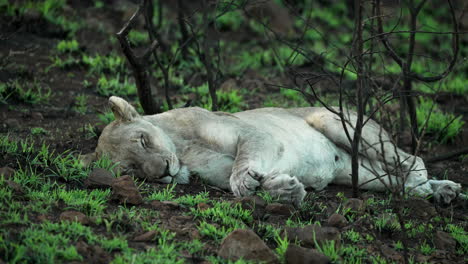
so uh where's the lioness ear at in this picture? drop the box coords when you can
[109,96,140,122]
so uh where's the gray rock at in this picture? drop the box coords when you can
[403,197,436,220]
[85,168,114,189]
[133,230,157,242]
[60,210,89,225]
[0,167,15,179]
[327,213,348,229]
[343,198,365,213]
[434,231,456,251]
[284,224,341,248]
[380,244,402,262]
[218,229,279,264]
[285,244,330,264]
[265,203,295,216]
[233,195,267,219]
[112,175,143,205]
[150,200,180,211]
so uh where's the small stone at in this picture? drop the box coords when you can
[85,168,114,189]
[150,200,180,211]
[59,211,89,225]
[197,202,211,211]
[380,244,402,262]
[37,214,48,222]
[327,213,348,229]
[434,231,456,251]
[233,196,266,219]
[75,240,90,256]
[133,230,157,242]
[218,229,279,264]
[170,215,193,226]
[343,198,365,213]
[285,244,330,264]
[30,112,44,120]
[284,224,341,248]
[112,175,143,205]
[5,180,24,195]
[5,119,20,129]
[190,229,201,240]
[403,197,436,220]
[265,203,295,216]
[0,167,15,179]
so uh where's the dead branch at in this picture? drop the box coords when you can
[116,1,161,114]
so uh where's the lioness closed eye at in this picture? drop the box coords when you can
[87,96,462,206]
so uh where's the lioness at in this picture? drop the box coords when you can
[88,96,462,206]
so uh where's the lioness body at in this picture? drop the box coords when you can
[93,97,462,206]
[147,107,346,191]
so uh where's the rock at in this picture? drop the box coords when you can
[246,0,294,36]
[403,197,436,220]
[197,202,211,211]
[285,244,330,264]
[218,229,279,264]
[343,198,365,213]
[30,112,44,120]
[37,214,49,222]
[233,195,266,219]
[170,215,193,226]
[112,175,143,205]
[5,180,24,195]
[150,200,180,211]
[133,230,157,242]
[59,211,89,225]
[327,213,348,229]
[434,231,456,251]
[85,168,114,189]
[284,224,341,248]
[5,119,20,129]
[265,203,295,216]
[219,78,238,92]
[0,166,15,179]
[380,244,402,262]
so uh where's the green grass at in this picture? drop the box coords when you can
[128,30,149,46]
[31,127,49,136]
[416,98,464,143]
[191,201,253,241]
[82,53,126,75]
[147,184,177,201]
[56,39,79,54]
[96,74,136,97]
[2,79,52,104]
[73,94,88,114]
[188,83,245,112]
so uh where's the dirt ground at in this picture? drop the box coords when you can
[1,1,467,263]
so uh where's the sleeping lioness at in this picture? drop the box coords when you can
[87,96,462,206]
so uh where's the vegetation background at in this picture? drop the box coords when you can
[0,0,467,263]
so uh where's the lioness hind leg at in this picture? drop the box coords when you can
[260,173,306,207]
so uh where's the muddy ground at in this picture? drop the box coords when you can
[0,1,467,263]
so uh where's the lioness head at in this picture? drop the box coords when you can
[91,96,187,183]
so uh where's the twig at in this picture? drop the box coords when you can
[116,1,160,114]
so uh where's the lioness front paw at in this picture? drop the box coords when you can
[261,173,306,207]
[430,180,462,204]
[230,170,261,197]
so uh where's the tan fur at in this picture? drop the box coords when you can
[88,97,462,206]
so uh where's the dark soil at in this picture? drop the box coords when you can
[1,1,467,263]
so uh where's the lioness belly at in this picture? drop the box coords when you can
[236,110,346,190]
